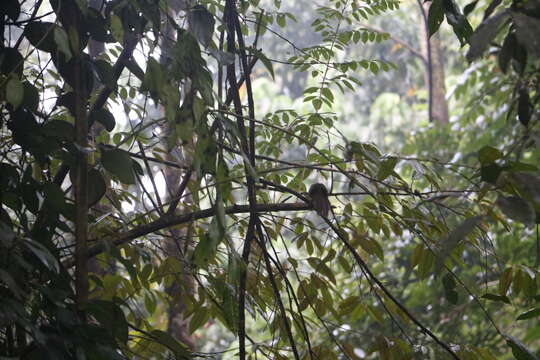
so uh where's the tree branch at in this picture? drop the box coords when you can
[63,202,311,268]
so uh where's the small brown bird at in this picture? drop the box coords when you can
[308,183,331,217]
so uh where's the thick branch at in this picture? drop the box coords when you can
[63,202,311,268]
[223,2,259,358]
[74,58,89,313]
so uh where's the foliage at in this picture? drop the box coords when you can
[0,0,539,359]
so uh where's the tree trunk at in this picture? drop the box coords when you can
[160,0,196,349]
[418,1,450,125]
[87,0,116,277]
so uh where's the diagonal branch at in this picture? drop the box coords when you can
[255,220,300,360]
[322,215,460,359]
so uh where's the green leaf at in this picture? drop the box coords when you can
[307,257,336,283]
[508,162,538,172]
[359,237,384,261]
[518,89,531,127]
[94,59,115,87]
[150,329,191,358]
[87,300,129,344]
[109,246,139,287]
[369,61,379,74]
[43,182,66,212]
[339,296,361,315]
[0,220,16,247]
[189,307,210,334]
[0,48,24,78]
[89,108,116,132]
[444,289,458,304]
[377,156,398,180]
[188,5,215,47]
[248,47,275,80]
[193,233,218,268]
[480,164,503,184]
[24,21,57,52]
[428,0,444,37]
[101,148,136,184]
[463,0,478,15]
[478,146,502,164]
[6,77,24,109]
[312,98,322,110]
[220,281,238,332]
[144,292,157,315]
[321,87,334,103]
[505,335,539,360]
[411,244,424,268]
[53,26,72,60]
[499,267,513,296]
[43,119,74,140]
[417,249,435,279]
[366,304,384,323]
[442,273,456,290]
[0,0,20,22]
[498,32,514,73]
[22,81,39,111]
[443,0,473,46]
[88,169,106,207]
[517,308,540,321]
[110,14,124,43]
[481,293,510,304]
[141,57,164,99]
[23,238,60,273]
[276,13,286,27]
[338,255,352,273]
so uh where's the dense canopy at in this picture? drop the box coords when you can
[0,0,539,359]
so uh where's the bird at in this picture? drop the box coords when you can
[308,183,331,217]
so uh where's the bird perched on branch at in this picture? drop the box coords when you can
[308,183,331,217]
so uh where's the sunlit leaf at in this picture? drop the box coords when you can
[478,145,502,164]
[377,156,398,180]
[481,293,510,304]
[517,308,540,321]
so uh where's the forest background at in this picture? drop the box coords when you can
[0,0,539,359]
